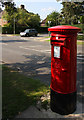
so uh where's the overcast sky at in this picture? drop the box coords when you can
[13,0,63,20]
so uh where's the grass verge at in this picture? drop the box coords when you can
[13,34,20,36]
[77,41,84,45]
[6,34,20,36]
[44,36,51,38]
[2,65,49,119]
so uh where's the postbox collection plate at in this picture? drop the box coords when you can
[54,46,60,58]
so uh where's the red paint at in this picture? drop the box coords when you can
[48,25,80,94]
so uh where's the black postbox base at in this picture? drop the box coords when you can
[50,89,77,115]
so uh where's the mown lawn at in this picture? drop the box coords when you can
[2,65,49,119]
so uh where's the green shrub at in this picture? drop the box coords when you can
[77,35,84,40]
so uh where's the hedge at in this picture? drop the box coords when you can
[37,27,48,33]
[0,27,2,34]
[2,26,48,34]
[2,24,84,34]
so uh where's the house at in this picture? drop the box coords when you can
[0,10,7,27]
[41,18,47,27]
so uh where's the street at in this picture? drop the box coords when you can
[2,35,51,85]
[1,34,84,118]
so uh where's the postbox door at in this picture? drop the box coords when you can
[51,45,62,93]
[51,40,71,94]
[60,46,70,93]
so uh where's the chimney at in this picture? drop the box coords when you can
[20,5,25,9]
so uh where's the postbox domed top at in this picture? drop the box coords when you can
[48,25,81,34]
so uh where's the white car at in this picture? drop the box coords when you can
[20,29,38,37]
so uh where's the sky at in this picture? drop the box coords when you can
[13,0,63,20]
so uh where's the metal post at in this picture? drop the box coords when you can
[48,21,51,36]
[14,17,15,34]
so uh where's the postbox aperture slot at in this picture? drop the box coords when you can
[51,40,64,42]
[54,46,60,58]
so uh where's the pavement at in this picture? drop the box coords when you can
[1,34,84,119]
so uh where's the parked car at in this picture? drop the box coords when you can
[20,29,38,37]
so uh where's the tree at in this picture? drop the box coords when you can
[60,2,83,25]
[2,2,17,27]
[2,3,41,28]
[27,13,40,28]
[0,0,13,8]
[80,15,84,23]
[14,8,30,27]
[46,11,59,26]
[14,8,40,28]
[3,2,16,15]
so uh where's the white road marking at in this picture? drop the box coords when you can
[77,54,84,60]
[77,57,84,60]
[77,54,84,57]
[19,46,51,54]
[26,45,42,48]
[20,37,48,41]
[20,37,34,40]
[0,43,8,45]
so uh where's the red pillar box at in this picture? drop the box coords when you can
[48,26,80,115]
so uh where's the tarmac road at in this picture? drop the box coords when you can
[2,35,51,84]
[1,34,84,118]
[1,35,84,84]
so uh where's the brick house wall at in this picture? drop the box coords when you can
[0,11,7,27]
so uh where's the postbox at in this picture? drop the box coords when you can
[48,25,80,115]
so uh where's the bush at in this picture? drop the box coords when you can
[77,35,84,40]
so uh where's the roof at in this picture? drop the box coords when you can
[41,18,47,24]
[0,10,5,18]
[0,11,2,18]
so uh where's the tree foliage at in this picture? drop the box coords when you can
[2,2,17,27]
[59,2,83,25]
[15,8,40,28]
[2,2,40,28]
[46,11,59,26]
[80,15,84,24]
[3,2,17,15]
